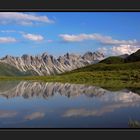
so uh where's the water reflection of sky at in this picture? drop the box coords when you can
[0,81,140,128]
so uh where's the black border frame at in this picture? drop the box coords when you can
[0,0,140,138]
[0,0,140,10]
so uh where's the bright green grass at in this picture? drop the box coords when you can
[0,70,139,89]
[0,61,139,90]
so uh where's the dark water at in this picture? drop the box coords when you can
[0,81,140,128]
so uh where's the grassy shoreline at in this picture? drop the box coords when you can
[0,61,139,90]
[0,71,139,90]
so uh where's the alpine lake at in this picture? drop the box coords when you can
[0,80,139,128]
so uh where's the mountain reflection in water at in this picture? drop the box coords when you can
[0,81,107,99]
[0,81,139,128]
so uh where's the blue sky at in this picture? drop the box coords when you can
[0,12,140,58]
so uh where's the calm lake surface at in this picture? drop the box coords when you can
[0,81,140,128]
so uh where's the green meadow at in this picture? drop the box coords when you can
[0,61,140,90]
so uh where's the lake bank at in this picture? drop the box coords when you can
[0,73,139,91]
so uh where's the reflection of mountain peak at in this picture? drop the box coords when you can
[0,81,107,99]
[0,81,139,102]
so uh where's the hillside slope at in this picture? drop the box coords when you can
[52,61,140,88]
[0,62,28,76]
[125,49,140,62]
[97,49,140,64]
[99,56,125,64]
[64,61,140,73]
[0,60,140,89]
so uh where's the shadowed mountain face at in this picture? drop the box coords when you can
[0,62,27,76]
[0,51,104,76]
[125,49,140,62]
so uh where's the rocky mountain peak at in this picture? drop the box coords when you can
[81,51,105,63]
[0,51,105,76]
[42,52,49,58]
[21,54,31,60]
[2,55,13,60]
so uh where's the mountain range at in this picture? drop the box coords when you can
[0,49,139,77]
[0,51,104,76]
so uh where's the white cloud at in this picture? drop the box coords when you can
[59,33,137,45]
[25,112,45,120]
[98,47,108,54]
[18,21,33,26]
[59,34,89,42]
[0,37,17,43]
[60,33,140,55]
[98,45,140,56]
[0,30,45,43]
[111,45,140,55]
[0,12,54,25]
[23,33,44,41]
[0,110,17,118]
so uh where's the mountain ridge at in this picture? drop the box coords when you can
[99,49,140,64]
[125,49,140,62]
[0,51,105,76]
